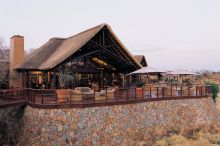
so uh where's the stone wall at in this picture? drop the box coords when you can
[19,97,217,145]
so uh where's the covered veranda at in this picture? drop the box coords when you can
[16,24,142,90]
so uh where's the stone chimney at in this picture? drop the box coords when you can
[9,35,24,87]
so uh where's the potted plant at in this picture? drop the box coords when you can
[135,80,145,98]
[56,70,73,102]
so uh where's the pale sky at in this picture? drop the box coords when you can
[1,0,220,71]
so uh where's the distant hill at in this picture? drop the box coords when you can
[199,73,220,85]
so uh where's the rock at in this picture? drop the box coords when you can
[57,124,63,132]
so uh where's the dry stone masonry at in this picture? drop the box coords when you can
[19,97,217,145]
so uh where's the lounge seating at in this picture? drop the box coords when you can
[70,87,95,101]
[91,84,99,92]
[95,88,116,100]
[95,91,107,100]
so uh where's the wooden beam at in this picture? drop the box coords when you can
[89,40,137,68]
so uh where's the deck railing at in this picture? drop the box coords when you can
[0,85,211,108]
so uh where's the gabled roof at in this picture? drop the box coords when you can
[17,23,142,71]
[133,55,147,67]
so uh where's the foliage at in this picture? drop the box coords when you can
[0,106,25,145]
[205,81,219,102]
[135,80,145,87]
[0,70,9,89]
[183,79,192,86]
[58,69,74,89]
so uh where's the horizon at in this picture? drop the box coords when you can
[0,0,220,71]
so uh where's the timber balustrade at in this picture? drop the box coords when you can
[0,85,211,108]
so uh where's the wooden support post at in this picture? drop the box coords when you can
[42,95,43,104]
[127,89,129,100]
[201,86,203,95]
[93,92,95,103]
[33,90,35,103]
[135,88,136,99]
[188,86,190,96]
[69,91,72,104]
[157,87,159,98]
[181,86,183,96]
[196,86,198,96]
[150,87,152,98]
[171,86,172,97]
[106,89,107,101]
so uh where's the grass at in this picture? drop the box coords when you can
[122,93,220,146]
[153,95,220,146]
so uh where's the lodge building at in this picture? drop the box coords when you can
[10,23,147,89]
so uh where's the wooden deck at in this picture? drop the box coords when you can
[0,86,211,109]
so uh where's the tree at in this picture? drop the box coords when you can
[0,36,8,49]
[0,36,9,89]
[205,82,219,102]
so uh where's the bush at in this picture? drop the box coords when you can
[135,80,145,87]
[205,82,219,102]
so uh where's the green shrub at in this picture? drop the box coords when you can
[135,80,145,87]
[205,82,219,102]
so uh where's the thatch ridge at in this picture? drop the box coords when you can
[17,23,142,70]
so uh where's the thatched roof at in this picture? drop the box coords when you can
[133,55,147,67]
[17,23,142,71]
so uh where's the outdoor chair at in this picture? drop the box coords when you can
[95,88,115,100]
[70,87,95,101]
[94,92,105,100]
[56,89,71,103]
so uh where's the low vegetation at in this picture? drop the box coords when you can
[152,95,220,146]
[205,82,219,102]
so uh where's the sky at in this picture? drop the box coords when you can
[0,0,220,71]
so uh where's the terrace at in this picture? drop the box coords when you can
[0,24,211,109]
[0,85,210,109]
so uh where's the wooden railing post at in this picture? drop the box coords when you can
[162,87,164,98]
[32,90,36,103]
[127,89,129,100]
[188,86,190,96]
[93,91,95,103]
[196,86,198,96]
[135,88,136,99]
[180,86,183,96]
[156,87,159,98]
[105,89,107,101]
[41,94,44,104]
[8,90,10,104]
[142,88,144,99]
[150,87,151,98]
[171,86,172,97]
[201,86,203,95]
